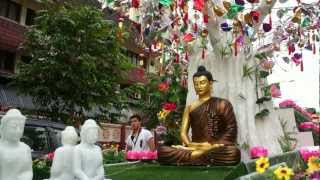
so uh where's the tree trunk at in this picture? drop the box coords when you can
[187,0,284,158]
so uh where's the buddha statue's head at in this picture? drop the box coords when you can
[193,66,215,96]
[0,109,26,143]
[80,119,99,145]
[62,126,79,146]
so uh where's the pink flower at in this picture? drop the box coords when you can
[270,84,281,98]
[279,99,296,108]
[261,60,274,70]
[313,124,320,134]
[158,82,169,92]
[155,125,167,135]
[162,102,177,111]
[250,146,268,159]
[299,146,320,161]
[46,152,55,160]
[299,122,314,130]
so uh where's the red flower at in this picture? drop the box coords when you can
[162,102,177,111]
[46,152,55,160]
[158,82,169,91]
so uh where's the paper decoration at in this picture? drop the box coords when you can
[160,0,173,7]
[194,0,204,11]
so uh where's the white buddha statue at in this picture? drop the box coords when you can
[0,109,33,180]
[73,119,107,180]
[50,126,79,180]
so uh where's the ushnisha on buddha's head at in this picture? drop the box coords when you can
[193,66,215,96]
[0,109,26,143]
[62,126,79,146]
[80,119,99,144]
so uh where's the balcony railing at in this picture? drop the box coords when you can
[0,16,26,52]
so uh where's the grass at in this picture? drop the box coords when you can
[106,162,241,180]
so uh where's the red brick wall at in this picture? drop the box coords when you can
[0,17,26,52]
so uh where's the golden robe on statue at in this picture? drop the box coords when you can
[158,97,240,166]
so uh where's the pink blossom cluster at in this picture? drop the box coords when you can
[299,146,320,161]
[279,99,313,120]
[250,146,268,159]
[155,125,167,135]
[270,84,281,98]
[126,150,158,160]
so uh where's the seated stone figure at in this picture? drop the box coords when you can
[0,109,33,180]
[158,66,241,166]
[73,119,107,180]
[50,126,79,180]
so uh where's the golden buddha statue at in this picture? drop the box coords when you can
[158,66,240,165]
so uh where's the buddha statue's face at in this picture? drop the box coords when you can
[193,75,212,96]
[1,119,25,143]
[83,127,99,144]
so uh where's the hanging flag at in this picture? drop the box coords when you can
[193,0,204,11]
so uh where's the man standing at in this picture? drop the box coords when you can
[125,114,155,151]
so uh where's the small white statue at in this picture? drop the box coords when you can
[50,126,79,180]
[73,119,107,180]
[0,109,33,180]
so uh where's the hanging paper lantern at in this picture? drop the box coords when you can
[246,0,258,3]
[132,0,140,8]
[183,33,194,42]
[201,29,209,37]
[250,10,260,23]
[203,14,209,24]
[159,0,173,7]
[266,0,273,4]
[263,23,272,32]
[194,0,204,11]
[220,22,232,31]
[301,17,311,27]
[223,1,231,10]
[226,4,244,19]
[291,7,302,23]
[235,0,245,6]
[233,19,243,33]
[244,13,254,27]
[288,43,295,54]
[213,5,225,17]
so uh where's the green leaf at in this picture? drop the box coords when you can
[255,109,270,119]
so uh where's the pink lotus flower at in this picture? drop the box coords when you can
[299,122,314,130]
[270,84,281,98]
[162,102,177,111]
[250,146,268,159]
[279,99,296,108]
[126,150,158,160]
[299,146,320,161]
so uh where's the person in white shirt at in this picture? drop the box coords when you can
[125,114,155,151]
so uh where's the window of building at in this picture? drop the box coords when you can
[0,0,21,22]
[0,50,15,73]
[25,8,35,26]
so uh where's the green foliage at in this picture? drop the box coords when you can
[103,149,126,164]
[255,109,270,119]
[242,64,255,80]
[128,64,187,144]
[278,120,297,153]
[254,52,268,60]
[256,97,271,105]
[259,70,270,78]
[33,159,52,180]
[14,2,131,122]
